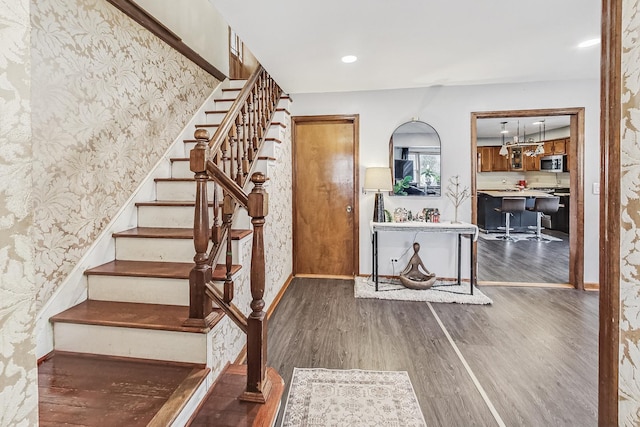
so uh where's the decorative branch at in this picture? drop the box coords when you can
[446,175,470,223]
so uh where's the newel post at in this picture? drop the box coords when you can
[241,172,272,403]
[185,129,214,328]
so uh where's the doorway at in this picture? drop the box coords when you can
[291,115,359,277]
[470,108,585,290]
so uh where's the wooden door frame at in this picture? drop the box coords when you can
[470,107,585,290]
[600,0,621,424]
[291,114,360,277]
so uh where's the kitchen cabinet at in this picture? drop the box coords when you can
[477,193,538,232]
[523,154,540,171]
[490,147,509,171]
[543,138,567,156]
[508,147,524,171]
[478,147,493,172]
[549,192,570,234]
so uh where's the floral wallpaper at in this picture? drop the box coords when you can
[620,0,640,424]
[30,0,220,307]
[0,0,38,424]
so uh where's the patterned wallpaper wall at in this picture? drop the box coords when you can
[0,0,38,425]
[30,0,220,308]
[620,0,640,423]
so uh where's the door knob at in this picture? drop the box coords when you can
[346,205,353,213]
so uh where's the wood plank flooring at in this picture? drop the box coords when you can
[268,277,598,426]
[477,230,569,283]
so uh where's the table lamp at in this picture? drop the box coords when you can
[364,167,393,222]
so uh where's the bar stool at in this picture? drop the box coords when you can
[494,197,526,241]
[526,196,560,241]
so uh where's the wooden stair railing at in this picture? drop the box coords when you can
[186,65,283,403]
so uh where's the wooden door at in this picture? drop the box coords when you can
[292,115,359,277]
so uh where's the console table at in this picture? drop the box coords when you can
[371,221,478,294]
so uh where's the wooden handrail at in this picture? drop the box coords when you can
[206,160,249,207]
[207,66,265,154]
[187,66,283,403]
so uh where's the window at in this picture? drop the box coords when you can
[230,29,243,62]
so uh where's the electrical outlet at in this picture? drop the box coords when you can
[593,182,600,195]
[390,258,398,263]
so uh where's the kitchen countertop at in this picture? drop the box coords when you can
[478,190,555,198]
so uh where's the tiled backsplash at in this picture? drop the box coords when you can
[477,171,570,190]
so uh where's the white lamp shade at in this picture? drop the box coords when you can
[364,167,392,191]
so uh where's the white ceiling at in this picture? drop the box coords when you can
[477,116,570,139]
[209,0,601,94]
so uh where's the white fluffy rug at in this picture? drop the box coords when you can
[478,232,561,242]
[282,368,426,427]
[355,277,492,305]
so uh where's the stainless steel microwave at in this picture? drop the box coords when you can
[540,155,567,172]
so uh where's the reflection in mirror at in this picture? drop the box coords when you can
[389,121,441,196]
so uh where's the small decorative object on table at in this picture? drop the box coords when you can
[399,242,437,289]
[393,207,408,222]
[446,175,470,223]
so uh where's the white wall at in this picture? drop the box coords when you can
[135,0,229,76]
[290,78,600,284]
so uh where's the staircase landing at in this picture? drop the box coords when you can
[39,352,208,427]
[187,364,284,427]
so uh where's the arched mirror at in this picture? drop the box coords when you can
[389,120,441,196]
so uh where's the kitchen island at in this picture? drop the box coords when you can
[477,190,554,233]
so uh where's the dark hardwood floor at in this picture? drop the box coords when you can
[477,230,569,283]
[268,278,598,426]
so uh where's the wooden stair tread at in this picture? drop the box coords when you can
[112,227,252,241]
[230,229,252,240]
[194,123,220,128]
[113,227,194,239]
[39,352,208,427]
[187,364,284,427]
[85,260,242,280]
[50,300,223,333]
[204,109,230,114]
[155,177,198,182]
[135,200,215,207]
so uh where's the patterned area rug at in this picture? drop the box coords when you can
[478,232,562,242]
[282,368,427,427]
[354,277,492,305]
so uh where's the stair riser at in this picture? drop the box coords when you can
[88,276,189,306]
[53,323,207,363]
[137,206,214,228]
[115,237,204,263]
[228,80,245,89]
[156,180,215,201]
[203,111,226,123]
[215,100,234,110]
[171,160,193,179]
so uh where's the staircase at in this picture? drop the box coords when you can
[39,68,289,426]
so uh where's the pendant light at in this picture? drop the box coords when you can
[499,122,508,156]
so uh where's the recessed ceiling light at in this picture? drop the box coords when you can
[532,121,544,125]
[341,55,357,63]
[578,38,600,48]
